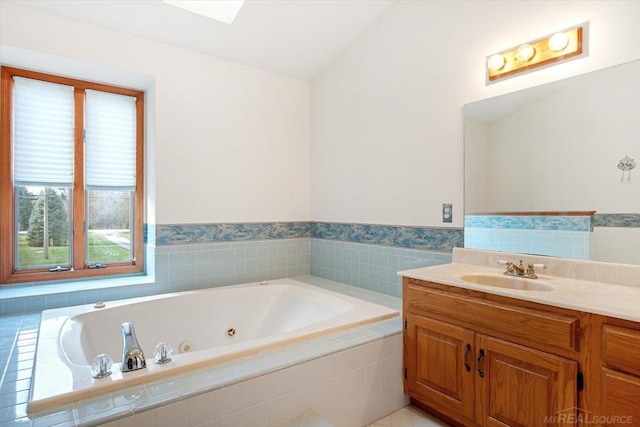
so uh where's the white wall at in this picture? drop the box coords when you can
[2,1,639,229]
[591,228,640,266]
[0,2,310,225]
[311,0,640,226]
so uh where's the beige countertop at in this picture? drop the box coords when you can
[398,248,640,323]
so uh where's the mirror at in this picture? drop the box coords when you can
[464,60,640,265]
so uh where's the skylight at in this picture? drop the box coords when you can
[163,0,245,25]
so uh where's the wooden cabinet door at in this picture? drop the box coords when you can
[405,313,475,425]
[476,335,578,427]
[600,368,640,426]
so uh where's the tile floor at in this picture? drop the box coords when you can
[368,405,451,427]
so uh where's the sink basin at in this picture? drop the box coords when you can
[458,274,554,291]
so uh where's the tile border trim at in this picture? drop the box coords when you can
[592,213,640,228]
[157,221,464,252]
[310,222,463,253]
[464,215,592,231]
[156,222,310,245]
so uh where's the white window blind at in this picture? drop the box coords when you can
[85,90,137,188]
[13,77,74,185]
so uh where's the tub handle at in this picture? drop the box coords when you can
[154,342,173,364]
[91,354,113,379]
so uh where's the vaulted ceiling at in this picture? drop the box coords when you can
[9,0,396,80]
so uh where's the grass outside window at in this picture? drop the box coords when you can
[18,232,131,268]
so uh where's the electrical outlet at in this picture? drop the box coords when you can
[442,203,453,223]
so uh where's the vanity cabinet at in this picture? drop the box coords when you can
[598,322,640,426]
[405,313,578,426]
[475,335,577,427]
[404,278,584,427]
[405,314,475,422]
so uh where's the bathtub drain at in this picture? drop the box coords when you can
[226,328,236,339]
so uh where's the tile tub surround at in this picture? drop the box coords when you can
[0,238,311,316]
[1,276,408,427]
[311,239,452,298]
[0,238,451,315]
[0,220,460,316]
[154,238,311,292]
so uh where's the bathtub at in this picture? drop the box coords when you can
[28,278,398,413]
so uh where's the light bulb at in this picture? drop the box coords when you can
[548,32,569,52]
[515,44,535,62]
[488,54,506,71]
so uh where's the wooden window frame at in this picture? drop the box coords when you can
[0,66,145,284]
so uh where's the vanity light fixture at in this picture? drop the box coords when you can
[487,25,584,82]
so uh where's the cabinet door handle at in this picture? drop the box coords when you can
[463,343,471,372]
[477,349,485,378]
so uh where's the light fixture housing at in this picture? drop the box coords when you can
[487,25,584,82]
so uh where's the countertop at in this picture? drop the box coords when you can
[398,248,640,323]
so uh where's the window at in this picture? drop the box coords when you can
[1,67,144,284]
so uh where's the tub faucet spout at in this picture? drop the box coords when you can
[121,322,146,372]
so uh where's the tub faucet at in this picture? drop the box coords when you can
[121,322,146,372]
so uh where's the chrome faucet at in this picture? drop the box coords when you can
[121,322,146,372]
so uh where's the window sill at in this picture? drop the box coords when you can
[0,273,155,302]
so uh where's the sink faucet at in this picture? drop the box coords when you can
[505,260,526,277]
[498,260,546,279]
[121,322,146,372]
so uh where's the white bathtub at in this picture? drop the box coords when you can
[28,278,398,412]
